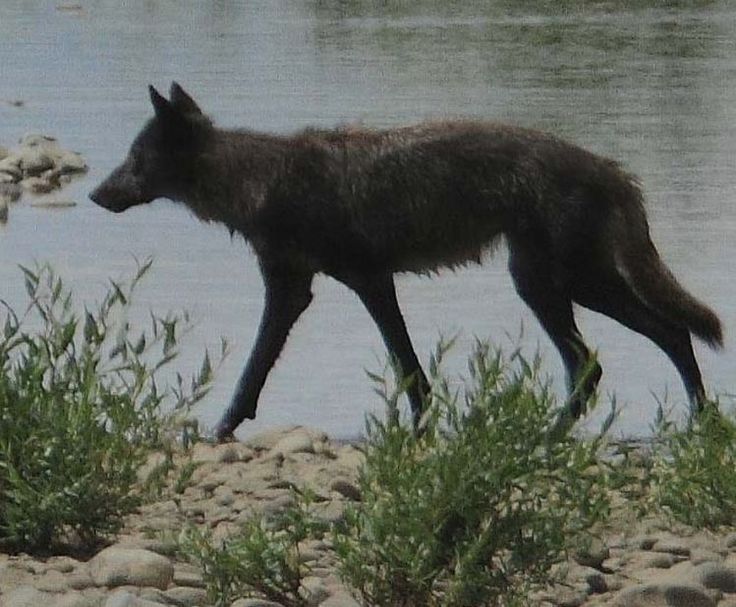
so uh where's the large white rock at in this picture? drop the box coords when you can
[87,547,174,590]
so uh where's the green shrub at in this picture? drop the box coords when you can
[180,489,326,607]
[333,341,611,607]
[646,404,736,529]
[0,261,214,553]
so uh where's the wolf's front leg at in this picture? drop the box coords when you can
[214,269,314,441]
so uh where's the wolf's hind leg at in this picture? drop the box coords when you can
[573,271,707,411]
[508,241,601,422]
[345,273,430,429]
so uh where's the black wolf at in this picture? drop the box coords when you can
[90,83,723,440]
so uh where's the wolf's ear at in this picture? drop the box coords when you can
[170,82,202,115]
[149,85,177,120]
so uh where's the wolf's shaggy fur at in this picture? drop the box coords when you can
[91,83,722,439]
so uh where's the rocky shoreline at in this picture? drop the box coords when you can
[0,134,87,222]
[1,426,736,607]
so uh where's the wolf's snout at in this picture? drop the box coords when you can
[88,185,103,206]
[89,166,144,213]
[89,183,121,212]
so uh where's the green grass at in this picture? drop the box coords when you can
[3,258,734,607]
[177,340,616,607]
[332,341,612,606]
[646,404,736,529]
[0,261,216,553]
[165,338,734,606]
[180,489,327,607]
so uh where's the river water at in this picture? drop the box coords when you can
[0,1,733,439]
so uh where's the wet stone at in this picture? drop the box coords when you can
[573,538,610,569]
[18,148,54,176]
[692,561,736,593]
[172,563,205,588]
[614,583,715,607]
[329,478,361,501]
[163,585,209,606]
[652,540,692,558]
[0,156,22,179]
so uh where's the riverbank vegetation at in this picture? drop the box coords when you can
[0,265,733,605]
[0,261,215,554]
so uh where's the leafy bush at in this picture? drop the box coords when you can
[0,261,214,553]
[646,404,736,529]
[333,341,611,607]
[180,489,326,607]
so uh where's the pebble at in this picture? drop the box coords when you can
[642,552,680,569]
[0,134,87,220]
[103,589,168,607]
[578,566,608,594]
[301,576,331,606]
[0,156,22,180]
[652,539,692,557]
[691,561,736,593]
[34,568,70,592]
[2,585,53,607]
[614,582,715,607]
[3,425,736,607]
[172,563,206,588]
[163,585,209,605]
[573,538,610,569]
[214,484,236,506]
[22,175,56,194]
[244,425,305,451]
[272,430,316,455]
[192,441,252,464]
[56,150,87,174]
[319,592,361,607]
[18,147,54,176]
[88,547,174,590]
[329,478,361,501]
[55,592,103,607]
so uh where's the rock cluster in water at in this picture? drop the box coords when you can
[2,426,736,607]
[0,134,87,222]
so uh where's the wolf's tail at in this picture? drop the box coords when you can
[617,236,723,349]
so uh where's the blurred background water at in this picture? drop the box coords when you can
[0,0,733,439]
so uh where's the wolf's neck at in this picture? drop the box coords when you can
[184,129,287,234]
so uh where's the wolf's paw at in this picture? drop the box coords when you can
[213,423,237,444]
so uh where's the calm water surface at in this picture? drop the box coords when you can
[0,1,734,439]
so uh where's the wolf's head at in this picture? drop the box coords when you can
[90,82,211,213]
